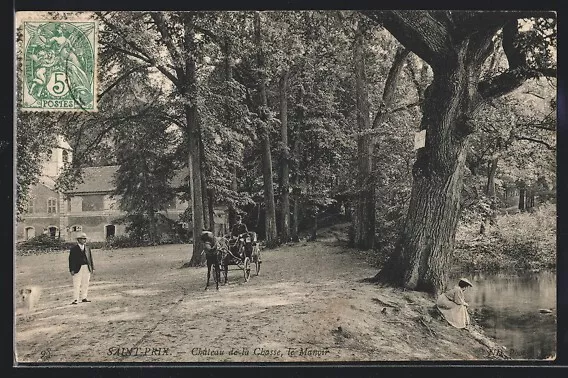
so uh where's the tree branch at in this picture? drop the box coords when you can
[523,91,545,100]
[372,47,410,129]
[150,12,187,78]
[451,11,555,40]
[362,10,452,67]
[382,48,410,106]
[99,63,152,100]
[156,112,187,130]
[515,136,556,150]
[98,12,180,86]
[405,58,422,97]
[518,122,556,132]
[478,20,556,101]
[107,45,153,65]
[389,101,422,114]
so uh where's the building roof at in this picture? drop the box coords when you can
[65,165,190,194]
[66,165,119,194]
[39,176,56,190]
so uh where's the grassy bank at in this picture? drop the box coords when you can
[453,204,556,273]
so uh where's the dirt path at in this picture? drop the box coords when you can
[15,227,501,363]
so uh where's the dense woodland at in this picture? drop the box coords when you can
[17,11,556,295]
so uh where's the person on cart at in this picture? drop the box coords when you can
[229,215,248,259]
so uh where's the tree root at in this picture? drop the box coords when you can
[467,327,510,359]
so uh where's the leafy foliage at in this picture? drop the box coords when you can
[112,78,179,243]
[455,203,556,271]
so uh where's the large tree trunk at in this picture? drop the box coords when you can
[279,70,291,243]
[363,10,556,295]
[229,168,238,228]
[519,186,526,211]
[186,104,205,266]
[291,190,300,242]
[223,36,238,229]
[199,136,210,230]
[291,85,304,243]
[481,156,499,234]
[486,157,498,197]
[208,188,215,232]
[375,61,479,295]
[352,25,375,250]
[254,12,278,245]
[529,189,535,209]
[183,18,204,266]
[311,207,318,241]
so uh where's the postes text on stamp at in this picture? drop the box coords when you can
[22,21,97,111]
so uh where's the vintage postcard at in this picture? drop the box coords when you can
[14,10,557,364]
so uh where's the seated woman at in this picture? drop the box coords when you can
[436,278,473,329]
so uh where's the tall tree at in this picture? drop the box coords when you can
[97,11,210,264]
[352,21,375,250]
[364,10,556,294]
[279,69,291,242]
[254,12,278,245]
[113,111,177,244]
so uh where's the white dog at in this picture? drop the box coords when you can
[16,286,42,318]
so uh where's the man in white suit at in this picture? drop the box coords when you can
[68,232,95,304]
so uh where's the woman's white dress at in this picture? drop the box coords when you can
[436,286,470,329]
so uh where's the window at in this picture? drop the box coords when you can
[81,195,104,211]
[62,150,69,164]
[105,225,116,239]
[26,199,34,214]
[47,198,57,214]
[70,225,82,232]
[48,226,58,238]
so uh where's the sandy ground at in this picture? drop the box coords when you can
[15,226,503,363]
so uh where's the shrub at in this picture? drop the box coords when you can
[103,232,188,249]
[454,203,556,271]
[16,234,75,256]
[18,234,65,250]
[104,235,143,249]
[496,203,556,269]
[88,241,106,249]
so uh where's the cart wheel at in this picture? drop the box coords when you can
[244,257,251,282]
[255,247,261,276]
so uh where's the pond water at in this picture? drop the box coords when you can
[453,270,556,359]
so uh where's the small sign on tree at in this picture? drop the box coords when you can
[414,129,426,150]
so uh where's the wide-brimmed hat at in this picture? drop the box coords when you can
[76,232,88,239]
[459,278,473,287]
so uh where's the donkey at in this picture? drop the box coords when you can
[203,232,226,291]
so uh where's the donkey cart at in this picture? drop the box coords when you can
[221,231,261,284]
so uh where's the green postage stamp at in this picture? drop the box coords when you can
[21,21,97,111]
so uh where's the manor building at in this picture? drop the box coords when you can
[16,137,229,242]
